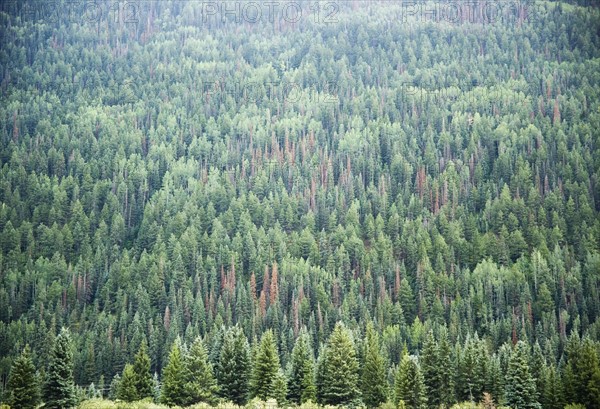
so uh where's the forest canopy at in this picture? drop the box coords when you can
[0,0,599,408]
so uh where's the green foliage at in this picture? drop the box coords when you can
[0,1,598,407]
[505,341,540,409]
[183,336,218,405]
[288,332,317,404]
[394,347,427,409]
[117,364,139,402]
[250,330,281,401]
[217,326,251,405]
[132,343,153,401]
[6,345,40,409]
[317,322,361,406]
[43,328,77,409]
[361,323,387,407]
[160,341,186,406]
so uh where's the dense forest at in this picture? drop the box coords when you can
[0,0,600,408]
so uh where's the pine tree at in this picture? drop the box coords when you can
[251,329,281,400]
[161,340,186,406]
[117,364,138,402]
[438,330,455,407]
[317,322,361,406]
[505,341,541,409]
[361,323,387,407]
[132,342,153,400]
[273,369,288,406]
[420,330,441,408]
[183,336,218,405]
[288,331,317,404]
[394,347,427,409]
[218,326,251,405]
[43,327,76,409]
[541,364,565,409]
[6,345,40,409]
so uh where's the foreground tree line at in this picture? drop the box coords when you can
[5,322,600,408]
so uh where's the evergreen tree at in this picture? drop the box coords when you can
[132,341,153,400]
[317,322,361,406]
[117,364,138,402]
[183,336,218,405]
[6,345,40,409]
[273,369,288,406]
[218,326,251,405]
[420,330,441,408]
[395,347,427,409]
[251,329,281,400]
[288,331,317,404]
[161,340,186,406]
[438,330,455,407]
[43,327,76,409]
[361,323,388,407]
[505,341,541,409]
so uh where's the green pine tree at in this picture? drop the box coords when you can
[183,336,218,405]
[505,341,541,409]
[438,330,455,407]
[217,326,251,405]
[117,364,138,402]
[273,369,288,406]
[361,323,388,407]
[161,340,186,406]
[251,329,281,400]
[420,330,441,409]
[316,322,361,406]
[395,347,427,409]
[43,327,76,409]
[288,331,317,404]
[6,345,40,409]
[132,342,153,400]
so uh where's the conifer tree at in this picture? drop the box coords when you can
[288,331,317,404]
[251,329,281,400]
[541,364,565,409]
[132,341,153,400]
[6,345,40,409]
[117,364,138,402]
[361,323,387,407]
[273,369,288,406]
[420,330,441,408]
[218,326,251,405]
[438,330,455,407]
[43,327,76,409]
[161,340,186,406]
[317,322,361,406]
[505,341,541,409]
[395,346,427,409]
[183,336,218,405]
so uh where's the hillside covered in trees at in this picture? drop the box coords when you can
[0,0,600,408]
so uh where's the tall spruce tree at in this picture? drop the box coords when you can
[438,330,455,407]
[395,347,427,409]
[117,364,138,402]
[316,322,361,406]
[132,342,153,400]
[161,340,186,406]
[420,330,441,408]
[361,323,388,407]
[251,329,281,400]
[43,327,76,409]
[505,341,541,409]
[183,336,218,405]
[6,345,40,409]
[288,331,317,404]
[217,326,251,405]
